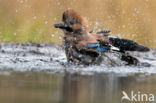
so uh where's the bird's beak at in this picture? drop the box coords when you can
[54,22,73,32]
[54,22,65,29]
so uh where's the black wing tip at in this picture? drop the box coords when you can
[135,45,150,52]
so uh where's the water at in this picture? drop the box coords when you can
[0,43,156,74]
[0,43,156,103]
[0,72,156,103]
[0,0,156,102]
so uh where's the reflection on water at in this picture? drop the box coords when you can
[0,71,156,103]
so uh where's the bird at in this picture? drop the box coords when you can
[54,9,150,65]
[54,9,110,64]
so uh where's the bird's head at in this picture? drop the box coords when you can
[54,9,88,35]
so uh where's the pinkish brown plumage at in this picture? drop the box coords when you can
[54,9,108,63]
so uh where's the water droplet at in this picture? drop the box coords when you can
[45,21,48,24]
[14,32,17,35]
[57,2,60,5]
[122,25,126,28]
[33,16,37,19]
[59,36,62,40]
[15,10,18,13]
[53,18,57,21]
[51,34,55,37]
[107,16,111,19]
[20,0,24,3]
[122,10,125,14]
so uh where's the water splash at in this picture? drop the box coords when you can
[0,43,156,75]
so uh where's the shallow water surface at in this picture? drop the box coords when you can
[0,43,156,74]
[0,71,156,103]
[0,43,156,103]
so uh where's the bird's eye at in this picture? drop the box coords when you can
[69,21,75,25]
[70,18,77,25]
[70,21,74,25]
